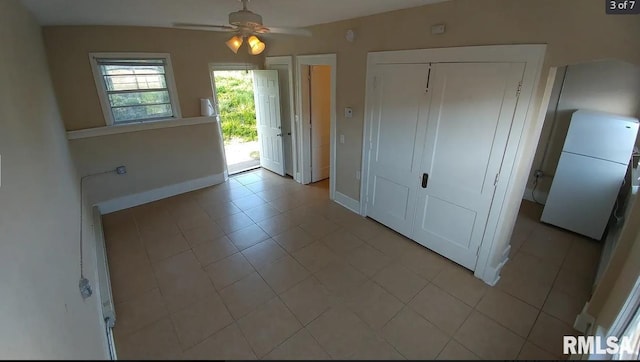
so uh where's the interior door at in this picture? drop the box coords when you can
[365,64,431,236]
[412,62,525,270]
[310,65,331,182]
[253,70,285,176]
[274,65,295,176]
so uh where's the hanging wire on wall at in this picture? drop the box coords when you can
[78,166,127,299]
[531,174,544,205]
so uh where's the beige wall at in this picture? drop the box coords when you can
[266,0,640,200]
[43,25,264,131]
[70,122,226,206]
[41,1,640,201]
[527,60,640,201]
[0,1,107,358]
[43,26,243,206]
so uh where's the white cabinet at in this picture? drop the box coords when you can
[364,61,525,270]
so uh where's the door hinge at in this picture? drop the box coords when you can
[515,81,523,97]
[476,245,481,256]
[426,63,432,93]
[494,172,500,186]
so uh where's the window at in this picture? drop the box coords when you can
[90,53,181,125]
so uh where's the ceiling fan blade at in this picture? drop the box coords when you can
[172,22,236,32]
[265,27,312,37]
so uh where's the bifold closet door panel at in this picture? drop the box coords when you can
[365,64,431,236]
[412,62,526,270]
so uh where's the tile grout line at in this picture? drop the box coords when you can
[507,218,578,359]
[238,186,371,360]
[142,195,256,355]
[110,184,587,360]
[110,213,174,344]
[222,176,268,360]
[236,254,297,358]
[107,170,283,358]
[132,210,187,357]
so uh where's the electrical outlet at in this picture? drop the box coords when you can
[116,166,127,175]
[340,134,345,144]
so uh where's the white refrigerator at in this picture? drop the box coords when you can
[541,110,639,240]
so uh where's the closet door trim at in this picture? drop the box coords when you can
[360,44,546,285]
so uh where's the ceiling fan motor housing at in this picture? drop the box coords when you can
[229,10,263,27]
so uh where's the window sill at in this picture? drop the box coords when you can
[66,116,218,140]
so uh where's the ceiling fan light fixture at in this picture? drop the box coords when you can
[247,35,265,55]
[226,35,243,54]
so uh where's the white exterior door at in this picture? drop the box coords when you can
[253,70,285,176]
[310,66,332,182]
[364,64,431,236]
[412,62,525,269]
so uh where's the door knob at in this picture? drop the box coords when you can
[421,173,429,188]
[287,132,291,135]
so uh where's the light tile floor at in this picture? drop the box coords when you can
[103,168,602,360]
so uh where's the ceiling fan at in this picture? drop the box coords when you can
[173,0,312,55]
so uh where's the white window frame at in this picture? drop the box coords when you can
[89,52,182,126]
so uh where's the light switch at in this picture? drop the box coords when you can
[340,134,345,144]
[344,107,353,118]
[431,24,446,35]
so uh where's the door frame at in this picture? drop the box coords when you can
[265,56,297,179]
[295,54,337,200]
[360,44,547,285]
[208,62,260,178]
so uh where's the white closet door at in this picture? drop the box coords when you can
[412,62,525,270]
[365,64,431,236]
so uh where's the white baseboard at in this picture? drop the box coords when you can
[334,191,361,214]
[478,255,509,286]
[501,244,512,261]
[98,173,226,214]
[91,206,117,359]
[523,187,548,204]
[574,302,596,334]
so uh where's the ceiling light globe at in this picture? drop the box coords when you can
[247,36,265,55]
[225,35,243,54]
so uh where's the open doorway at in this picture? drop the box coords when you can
[211,63,292,178]
[296,54,337,200]
[212,69,260,175]
[521,59,640,285]
[304,65,331,183]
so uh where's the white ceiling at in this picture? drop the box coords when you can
[21,0,446,29]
